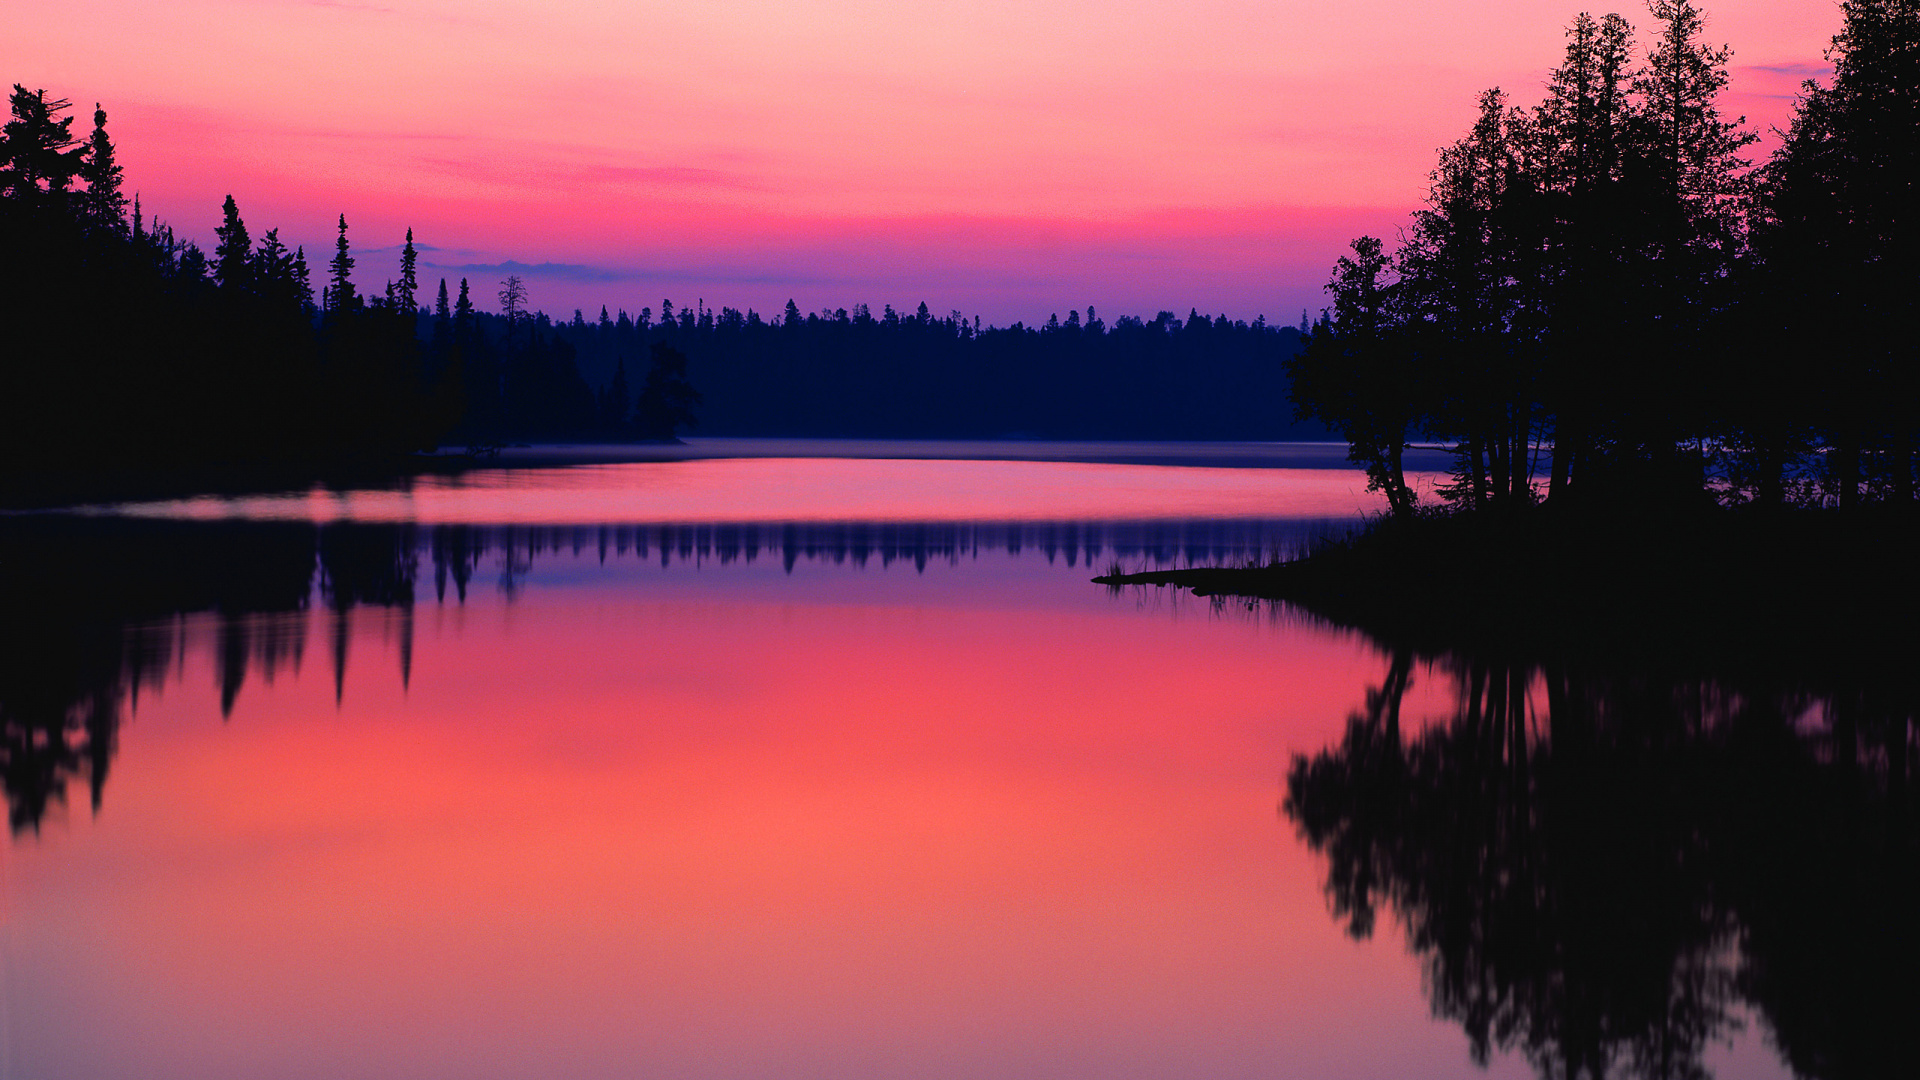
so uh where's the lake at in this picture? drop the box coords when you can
[2,442,1899,1080]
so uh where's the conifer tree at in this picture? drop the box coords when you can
[213,195,251,291]
[290,247,313,310]
[0,85,81,199]
[1760,0,1920,504]
[396,228,419,314]
[454,277,473,334]
[76,104,124,232]
[1634,0,1753,238]
[251,227,294,306]
[327,213,357,313]
[1535,12,1636,497]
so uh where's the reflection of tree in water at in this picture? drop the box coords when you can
[0,519,403,833]
[1,514,1317,834]
[1285,646,1917,1080]
[0,520,317,832]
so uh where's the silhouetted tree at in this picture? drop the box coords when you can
[1757,0,1920,506]
[394,227,419,314]
[0,85,82,199]
[75,103,124,232]
[326,213,357,314]
[212,195,251,291]
[1287,237,1421,518]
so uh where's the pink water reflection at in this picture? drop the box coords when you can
[100,457,1416,525]
[6,544,1535,1080]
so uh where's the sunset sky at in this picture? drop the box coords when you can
[7,0,1840,324]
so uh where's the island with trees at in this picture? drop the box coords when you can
[1098,0,1919,661]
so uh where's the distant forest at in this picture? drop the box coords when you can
[1288,0,1918,512]
[0,91,1317,492]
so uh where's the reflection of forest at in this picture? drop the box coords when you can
[1286,645,1916,1080]
[0,515,1324,833]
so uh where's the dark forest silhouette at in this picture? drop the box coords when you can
[541,300,1313,440]
[1289,0,1918,512]
[0,86,1318,501]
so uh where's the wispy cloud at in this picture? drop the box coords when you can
[425,259,629,283]
[412,155,765,194]
[420,256,841,289]
[1747,61,1832,79]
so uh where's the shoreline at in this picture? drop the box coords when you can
[1094,505,1920,678]
[1,438,1444,512]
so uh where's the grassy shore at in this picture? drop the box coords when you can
[1095,504,1920,672]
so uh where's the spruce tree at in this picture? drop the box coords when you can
[291,247,314,310]
[396,228,419,314]
[76,104,124,232]
[1760,0,1920,504]
[327,213,357,313]
[213,195,251,291]
[454,277,473,334]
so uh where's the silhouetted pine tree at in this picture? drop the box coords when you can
[326,214,356,315]
[75,103,124,232]
[1758,0,1920,505]
[212,195,251,292]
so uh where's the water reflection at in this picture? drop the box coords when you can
[0,514,1331,834]
[1285,644,1917,1080]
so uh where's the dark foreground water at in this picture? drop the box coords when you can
[2,446,1907,1079]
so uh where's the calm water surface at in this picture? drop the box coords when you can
[0,448,1872,1079]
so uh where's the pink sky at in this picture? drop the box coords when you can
[7,0,1840,324]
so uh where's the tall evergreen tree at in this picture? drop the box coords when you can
[395,228,419,314]
[1758,0,1920,505]
[327,213,357,314]
[1619,0,1754,494]
[212,195,251,291]
[454,277,474,335]
[1534,13,1637,498]
[1288,237,1421,518]
[76,104,124,232]
[433,278,451,342]
[290,246,313,311]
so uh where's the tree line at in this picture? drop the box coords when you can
[542,301,1315,439]
[1,83,1321,496]
[2,89,436,479]
[1288,0,1919,514]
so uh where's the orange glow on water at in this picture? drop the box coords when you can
[5,553,1513,1080]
